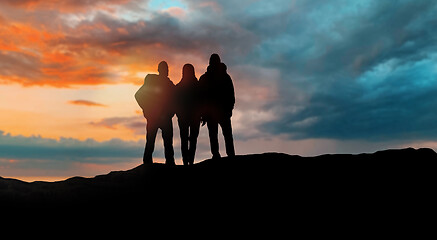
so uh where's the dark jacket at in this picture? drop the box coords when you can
[199,63,235,120]
[135,74,175,122]
[175,75,200,121]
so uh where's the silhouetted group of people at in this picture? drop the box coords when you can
[135,54,235,165]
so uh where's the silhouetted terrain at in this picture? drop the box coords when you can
[1,148,436,215]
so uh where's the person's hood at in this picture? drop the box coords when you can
[207,63,227,73]
[221,63,227,72]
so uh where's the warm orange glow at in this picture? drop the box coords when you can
[41,66,108,86]
[0,0,212,180]
[6,0,132,13]
[0,40,20,51]
[42,52,74,64]
[0,22,64,49]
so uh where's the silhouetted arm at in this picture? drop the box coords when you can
[228,74,235,109]
[225,74,235,113]
[167,79,176,118]
[198,74,208,126]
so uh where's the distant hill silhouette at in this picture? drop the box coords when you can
[1,148,436,216]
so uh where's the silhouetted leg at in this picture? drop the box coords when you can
[220,117,235,157]
[144,122,158,165]
[207,120,221,159]
[162,118,175,165]
[178,118,189,165]
[188,119,200,164]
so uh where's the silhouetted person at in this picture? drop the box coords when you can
[175,64,201,165]
[199,54,235,159]
[135,61,175,165]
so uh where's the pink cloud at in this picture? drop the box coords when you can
[68,100,107,107]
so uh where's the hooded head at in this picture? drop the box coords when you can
[158,61,169,77]
[209,53,221,67]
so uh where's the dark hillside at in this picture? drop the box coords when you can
[1,148,435,215]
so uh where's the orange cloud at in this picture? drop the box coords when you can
[0,20,118,87]
[41,66,110,87]
[0,39,20,51]
[0,0,240,88]
[117,27,129,35]
[68,100,107,107]
[2,0,132,13]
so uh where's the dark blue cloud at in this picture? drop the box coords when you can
[267,56,437,140]
[235,0,437,141]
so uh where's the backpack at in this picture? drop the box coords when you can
[135,74,175,121]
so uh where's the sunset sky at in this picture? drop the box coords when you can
[1,0,437,181]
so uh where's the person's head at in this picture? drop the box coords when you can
[209,53,221,66]
[182,63,195,79]
[158,61,169,76]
